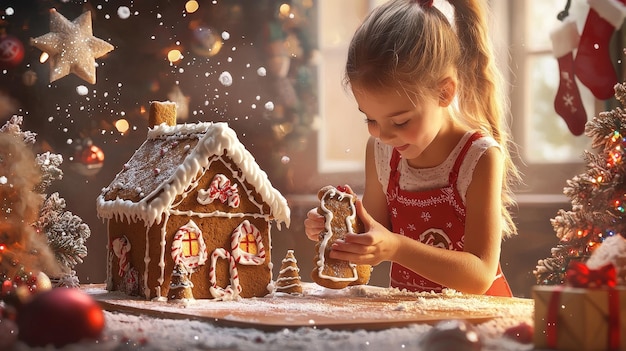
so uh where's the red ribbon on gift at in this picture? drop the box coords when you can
[566,261,617,288]
[546,261,620,350]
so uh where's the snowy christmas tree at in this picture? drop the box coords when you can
[0,116,90,290]
[168,262,194,301]
[534,83,626,285]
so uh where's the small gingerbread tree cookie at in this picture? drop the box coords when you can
[168,262,194,302]
[275,250,303,295]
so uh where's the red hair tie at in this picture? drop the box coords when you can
[417,0,434,8]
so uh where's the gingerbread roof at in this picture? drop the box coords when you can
[96,122,290,228]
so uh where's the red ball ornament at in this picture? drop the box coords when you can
[2,279,15,296]
[16,288,105,348]
[79,143,105,167]
[71,139,105,176]
[0,34,25,68]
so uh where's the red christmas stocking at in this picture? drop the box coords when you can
[551,19,587,136]
[574,0,626,100]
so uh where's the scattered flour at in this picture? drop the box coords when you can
[10,283,534,351]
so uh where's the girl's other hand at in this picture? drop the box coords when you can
[330,199,399,266]
[304,207,324,241]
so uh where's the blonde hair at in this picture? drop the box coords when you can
[345,0,519,237]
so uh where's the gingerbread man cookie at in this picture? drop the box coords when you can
[311,185,371,289]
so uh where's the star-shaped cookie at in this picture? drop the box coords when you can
[31,8,114,84]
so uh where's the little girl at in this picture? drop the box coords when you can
[304,0,519,296]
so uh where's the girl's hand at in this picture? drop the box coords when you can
[304,207,324,241]
[329,199,400,266]
[304,185,354,241]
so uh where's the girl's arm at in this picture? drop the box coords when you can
[331,145,504,295]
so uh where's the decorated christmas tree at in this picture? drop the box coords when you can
[275,249,303,295]
[168,262,194,301]
[0,116,90,291]
[534,83,626,285]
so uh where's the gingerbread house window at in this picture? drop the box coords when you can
[171,220,208,272]
[230,220,266,266]
[182,231,200,256]
[239,232,258,255]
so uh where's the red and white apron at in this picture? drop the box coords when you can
[386,132,512,297]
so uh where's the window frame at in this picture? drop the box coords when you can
[508,1,590,197]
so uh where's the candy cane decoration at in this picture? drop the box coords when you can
[197,174,240,208]
[112,236,131,277]
[124,267,139,295]
[171,220,208,273]
[230,220,266,265]
[208,248,242,300]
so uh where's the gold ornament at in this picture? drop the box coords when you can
[30,8,114,84]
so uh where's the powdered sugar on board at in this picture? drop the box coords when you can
[86,283,533,334]
[10,283,534,351]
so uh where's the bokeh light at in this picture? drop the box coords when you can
[185,1,199,13]
[167,49,183,63]
[114,119,130,134]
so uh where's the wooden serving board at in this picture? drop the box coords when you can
[86,284,511,331]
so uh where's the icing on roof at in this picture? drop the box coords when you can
[96,122,290,228]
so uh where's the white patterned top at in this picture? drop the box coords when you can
[374,131,500,205]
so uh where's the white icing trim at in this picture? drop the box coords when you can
[143,226,151,298]
[158,218,167,293]
[276,283,302,290]
[316,188,359,282]
[279,266,300,274]
[105,220,113,290]
[230,220,266,266]
[169,209,268,219]
[96,122,290,228]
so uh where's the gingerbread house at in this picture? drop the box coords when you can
[96,102,290,300]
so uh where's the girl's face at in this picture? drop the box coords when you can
[352,85,446,162]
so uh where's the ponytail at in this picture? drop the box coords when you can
[449,0,520,237]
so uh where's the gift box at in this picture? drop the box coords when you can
[533,285,626,351]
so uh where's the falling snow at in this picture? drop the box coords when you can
[5,1,303,183]
[76,85,89,96]
[117,6,131,19]
[218,71,233,87]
